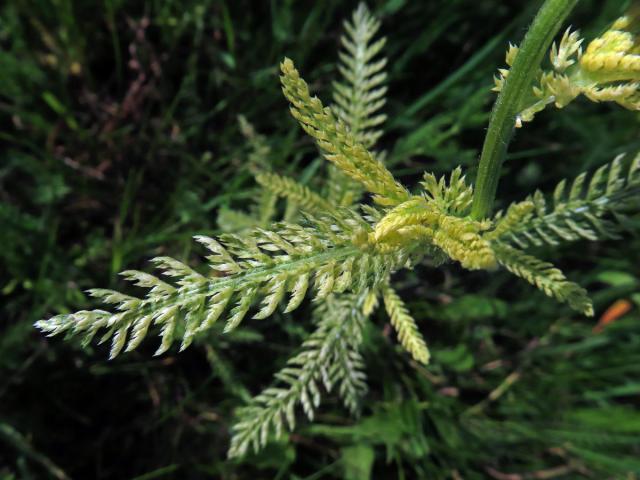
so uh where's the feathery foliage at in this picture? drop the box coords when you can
[255,171,334,214]
[280,58,408,207]
[495,9,640,126]
[224,10,394,455]
[32,2,640,467]
[493,243,594,316]
[36,211,406,359]
[371,168,496,271]
[329,3,388,206]
[228,294,367,458]
[332,4,387,149]
[382,285,430,364]
[491,153,640,249]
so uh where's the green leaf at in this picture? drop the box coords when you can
[432,345,474,372]
[341,444,375,480]
[596,270,638,288]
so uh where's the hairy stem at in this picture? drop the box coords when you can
[471,0,579,220]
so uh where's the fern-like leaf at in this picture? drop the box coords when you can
[333,3,387,149]
[420,166,474,216]
[228,294,367,458]
[280,58,407,207]
[372,170,496,270]
[36,212,406,357]
[493,153,640,248]
[254,171,334,214]
[493,243,594,316]
[382,285,430,364]
[328,3,388,206]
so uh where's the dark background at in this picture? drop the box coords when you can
[1,0,639,478]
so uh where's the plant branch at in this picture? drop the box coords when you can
[471,0,579,219]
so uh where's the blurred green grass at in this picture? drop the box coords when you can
[1,0,639,478]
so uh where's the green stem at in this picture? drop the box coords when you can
[471,0,579,220]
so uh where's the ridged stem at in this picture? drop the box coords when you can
[471,0,580,220]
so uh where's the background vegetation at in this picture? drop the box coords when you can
[1,0,639,478]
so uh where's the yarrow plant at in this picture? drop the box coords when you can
[495,6,640,125]
[36,1,640,458]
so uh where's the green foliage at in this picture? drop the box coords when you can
[229,294,367,458]
[329,3,388,206]
[36,212,403,359]
[34,4,640,461]
[280,58,409,207]
[495,10,640,125]
[332,4,387,149]
[4,0,640,477]
[372,169,497,271]
[492,152,640,248]
[255,171,333,214]
[382,285,430,364]
[493,243,593,316]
